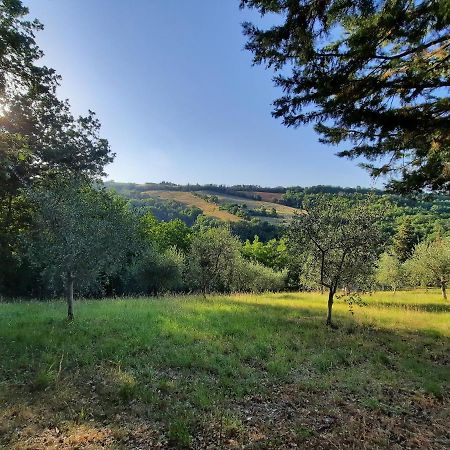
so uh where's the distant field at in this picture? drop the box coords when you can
[142,189,299,223]
[200,191,298,219]
[1,290,448,449]
[142,190,240,222]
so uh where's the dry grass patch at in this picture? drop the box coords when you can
[143,190,240,221]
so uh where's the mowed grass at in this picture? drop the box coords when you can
[0,291,449,449]
[142,190,240,222]
[142,189,299,223]
[201,191,298,218]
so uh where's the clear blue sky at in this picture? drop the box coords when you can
[26,0,378,188]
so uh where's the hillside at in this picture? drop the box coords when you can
[105,181,450,241]
[106,182,301,224]
[141,190,240,222]
[141,189,298,223]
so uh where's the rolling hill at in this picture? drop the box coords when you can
[141,190,240,222]
[140,188,299,223]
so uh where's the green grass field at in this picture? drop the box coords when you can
[1,290,449,449]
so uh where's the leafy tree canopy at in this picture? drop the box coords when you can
[241,0,450,193]
[375,252,406,291]
[242,235,288,270]
[0,0,112,194]
[393,216,418,261]
[406,235,450,299]
[27,177,137,319]
[288,195,386,325]
[140,213,192,253]
[185,226,242,295]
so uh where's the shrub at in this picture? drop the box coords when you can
[184,227,241,294]
[232,259,286,293]
[125,245,184,294]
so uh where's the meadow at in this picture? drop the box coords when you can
[141,189,297,223]
[0,290,449,449]
[143,190,240,222]
[200,191,297,218]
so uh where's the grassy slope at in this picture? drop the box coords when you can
[0,291,449,449]
[201,191,297,218]
[142,189,298,222]
[142,190,240,222]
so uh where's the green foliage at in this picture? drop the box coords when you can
[140,213,191,253]
[192,214,223,231]
[288,195,386,324]
[242,235,288,270]
[185,227,286,294]
[219,202,251,220]
[168,418,192,448]
[26,177,137,297]
[0,0,111,189]
[0,191,35,296]
[185,227,242,294]
[289,195,385,292]
[129,196,202,225]
[193,192,219,204]
[376,253,407,292]
[0,133,31,198]
[230,219,282,242]
[393,217,418,262]
[406,236,450,299]
[124,245,185,295]
[241,0,450,193]
[251,206,278,218]
[0,1,112,298]
[233,259,286,293]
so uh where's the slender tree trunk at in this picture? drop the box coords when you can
[326,289,335,326]
[441,280,447,300]
[6,194,13,227]
[66,273,74,321]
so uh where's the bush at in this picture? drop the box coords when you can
[184,227,242,294]
[232,260,286,293]
[124,245,184,295]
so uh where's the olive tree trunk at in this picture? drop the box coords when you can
[66,273,75,321]
[441,279,447,300]
[326,288,335,326]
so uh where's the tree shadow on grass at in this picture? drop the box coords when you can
[368,301,450,313]
[1,297,449,449]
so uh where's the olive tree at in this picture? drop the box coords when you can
[125,245,185,295]
[375,252,406,293]
[288,195,385,326]
[185,226,241,296]
[406,236,450,300]
[27,177,136,319]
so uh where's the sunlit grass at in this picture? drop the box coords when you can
[0,290,448,448]
[142,190,240,221]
